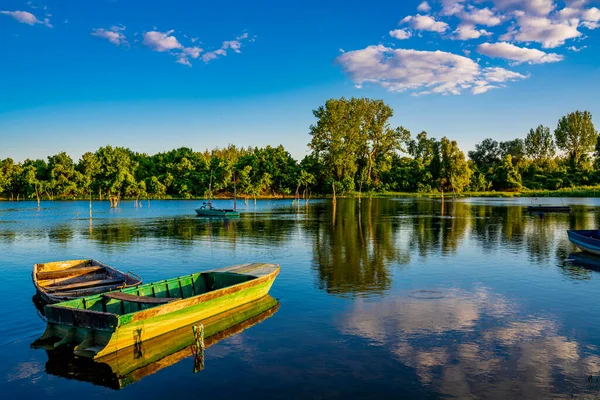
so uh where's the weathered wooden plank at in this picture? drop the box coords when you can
[37,266,105,280]
[46,278,124,292]
[103,292,177,304]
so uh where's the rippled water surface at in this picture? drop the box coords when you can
[2,197,600,399]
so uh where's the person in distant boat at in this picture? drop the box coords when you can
[198,202,216,210]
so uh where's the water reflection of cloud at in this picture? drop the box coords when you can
[340,288,600,398]
[6,360,43,384]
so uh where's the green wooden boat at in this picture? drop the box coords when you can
[42,295,279,390]
[32,263,279,359]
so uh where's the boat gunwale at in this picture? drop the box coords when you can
[121,264,279,324]
[568,229,600,243]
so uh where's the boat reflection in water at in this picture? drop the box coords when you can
[39,295,279,390]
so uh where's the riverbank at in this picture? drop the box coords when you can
[3,185,600,202]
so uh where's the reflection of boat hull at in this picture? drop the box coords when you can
[567,252,600,271]
[568,230,600,255]
[44,295,279,390]
[527,205,571,213]
[195,208,240,217]
[32,263,279,359]
[33,259,142,304]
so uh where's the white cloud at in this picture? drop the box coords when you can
[454,24,492,40]
[139,30,250,66]
[202,48,227,63]
[440,0,466,16]
[222,40,242,53]
[493,0,555,15]
[335,45,527,95]
[390,28,412,40]
[417,1,432,12]
[558,6,582,20]
[91,27,128,46]
[142,30,183,52]
[477,41,564,64]
[201,33,250,63]
[557,4,600,28]
[581,7,600,28]
[183,46,202,58]
[500,12,582,48]
[472,67,529,93]
[0,10,52,27]
[459,6,503,26]
[401,14,450,33]
[176,45,203,66]
[567,45,587,51]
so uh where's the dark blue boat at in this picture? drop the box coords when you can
[567,230,600,255]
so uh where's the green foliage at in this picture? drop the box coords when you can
[555,110,598,169]
[438,137,472,193]
[309,97,407,194]
[2,104,600,200]
[495,155,522,191]
[468,138,501,172]
[525,125,555,163]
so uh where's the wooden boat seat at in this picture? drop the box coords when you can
[37,266,105,280]
[103,292,178,304]
[46,278,125,292]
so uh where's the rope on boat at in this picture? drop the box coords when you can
[192,324,205,372]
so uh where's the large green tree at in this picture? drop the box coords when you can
[525,125,555,163]
[438,137,472,193]
[309,97,406,193]
[555,110,598,169]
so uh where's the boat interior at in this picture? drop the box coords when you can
[35,260,140,298]
[55,271,256,315]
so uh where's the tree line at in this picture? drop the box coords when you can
[0,98,598,203]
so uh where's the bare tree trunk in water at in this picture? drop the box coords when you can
[332,182,336,204]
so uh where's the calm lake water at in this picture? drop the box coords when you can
[2,197,600,399]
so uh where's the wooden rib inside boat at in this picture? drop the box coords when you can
[33,259,142,304]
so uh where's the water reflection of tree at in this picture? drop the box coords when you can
[306,199,408,296]
[408,200,470,257]
[86,217,297,248]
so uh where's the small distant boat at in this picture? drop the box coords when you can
[195,203,239,218]
[42,295,279,390]
[527,205,571,213]
[195,170,240,217]
[33,259,142,304]
[567,230,600,255]
[32,263,279,359]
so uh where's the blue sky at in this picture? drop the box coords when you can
[1,0,599,161]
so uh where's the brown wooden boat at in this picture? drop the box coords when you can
[33,259,142,304]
